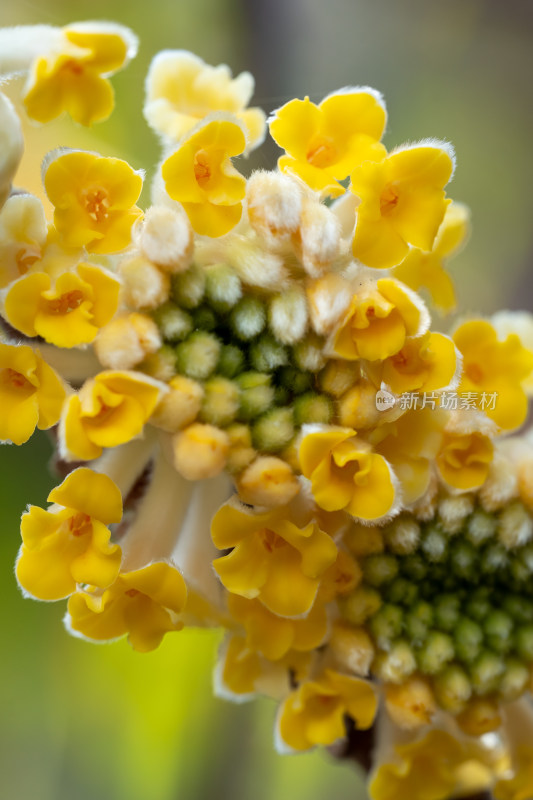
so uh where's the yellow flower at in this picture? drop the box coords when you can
[330,278,428,362]
[351,141,455,269]
[366,331,460,394]
[495,753,533,800]
[391,201,470,314]
[145,50,266,151]
[269,89,387,197]
[277,668,378,751]
[66,562,187,652]
[211,497,338,618]
[161,116,247,237]
[453,319,533,430]
[227,593,328,661]
[369,729,495,800]
[2,262,120,347]
[0,194,48,289]
[370,408,447,504]
[16,468,122,601]
[60,370,164,461]
[437,431,494,491]
[24,23,137,125]
[44,150,143,254]
[0,343,66,445]
[299,425,397,521]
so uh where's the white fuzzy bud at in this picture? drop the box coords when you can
[246,170,302,248]
[295,198,341,277]
[498,501,533,550]
[268,288,308,345]
[384,516,421,555]
[479,452,518,512]
[225,235,288,291]
[138,205,193,273]
[306,273,352,336]
[438,494,475,535]
[94,313,161,370]
[119,254,170,310]
[0,93,23,210]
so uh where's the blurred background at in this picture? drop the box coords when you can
[0,1,532,798]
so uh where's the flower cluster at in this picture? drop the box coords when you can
[2,20,533,800]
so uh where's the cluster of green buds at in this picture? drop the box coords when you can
[341,495,533,714]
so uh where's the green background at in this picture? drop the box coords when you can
[0,1,532,798]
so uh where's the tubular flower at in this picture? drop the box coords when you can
[2,262,120,347]
[161,116,247,237]
[16,468,122,600]
[0,343,66,444]
[5,23,533,799]
[329,278,429,362]
[299,425,397,521]
[211,497,338,618]
[60,370,164,460]
[366,331,460,394]
[277,669,378,751]
[66,562,188,652]
[351,141,455,269]
[269,89,387,198]
[369,729,497,800]
[44,150,144,254]
[453,319,533,430]
[23,22,137,125]
[145,50,266,151]
[391,201,470,315]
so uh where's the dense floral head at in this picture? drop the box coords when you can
[2,20,533,800]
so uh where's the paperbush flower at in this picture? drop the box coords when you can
[3,21,533,799]
[161,116,247,237]
[269,88,387,197]
[23,22,137,125]
[44,150,144,253]
[2,262,120,347]
[0,342,66,444]
[351,142,455,269]
[16,468,122,600]
[145,50,266,150]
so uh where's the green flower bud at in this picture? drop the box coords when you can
[434,594,461,633]
[499,658,530,701]
[450,540,477,580]
[455,618,484,664]
[405,601,434,642]
[230,296,266,340]
[199,376,240,427]
[192,305,217,331]
[292,335,326,373]
[466,509,497,547]
[369,603,403,648]
[237,372,275,420]
[434,665,472,713]
[205,263,242,313]
[375,639,417,683]
[249,334,288,372]
[140,345,177,382]
[515,624,533,661]
[470,651,505,694]
[252,408,294,453]
[217,344,246,379]
[480,543,509,574]
[386,577,418,607]
[176,331,221,380]
[293,392,333,426]
[417,630,455,675]
[503,595,533,624]
[171,264,206,308]
[278,366,313,396]
[153,302,193,342]
[483,610,513,654]
[401,554,428,582]
[339,585,382,626]
[364,554,399,587]
[421,526,448,563]
[465,592,492,623]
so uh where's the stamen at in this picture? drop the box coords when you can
[47,289,85,314]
